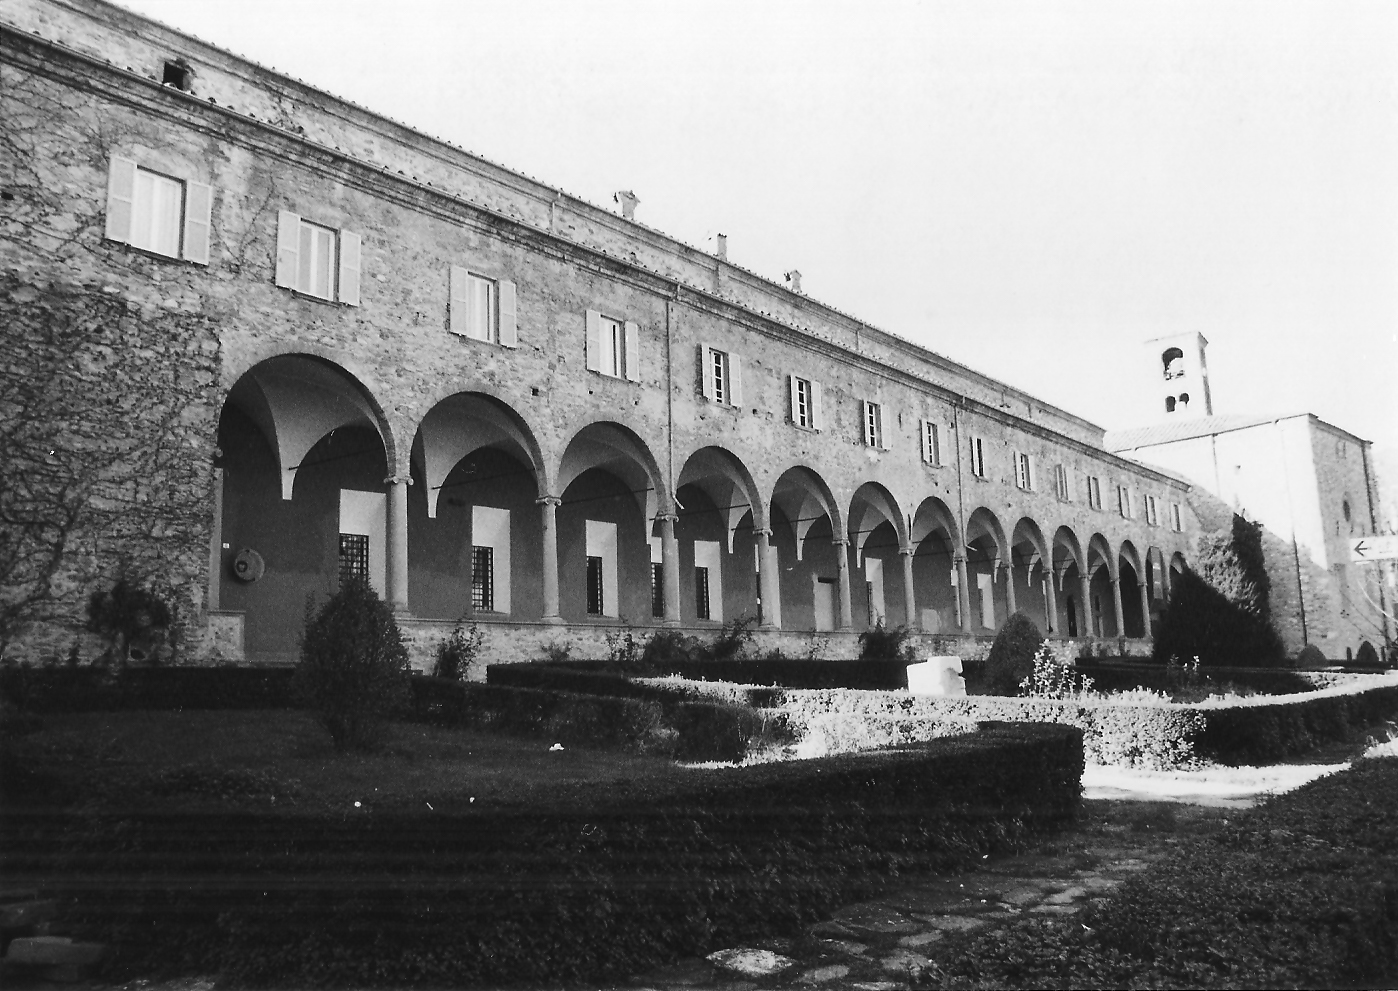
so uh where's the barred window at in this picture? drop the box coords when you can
[695,566,711,620]
[651,562,665,618]
[338,533,369,587]
[471,546,494,612]
[586,556,604,616]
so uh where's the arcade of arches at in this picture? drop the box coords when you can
[214,357,1187,660]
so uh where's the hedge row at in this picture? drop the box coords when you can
[514,658,916,690]
[1071,660,1318,696]
[7,724,1084,988]
[0,665,299,711]
[412,677,789,763]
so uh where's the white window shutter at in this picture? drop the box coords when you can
[181,181,212,265]
[624,321,640,381]
[275,210,300,289]
[861,400,871,445]
[1012,449,1022,488]
[701,344,716,400]
[1027,455,1036,491]
[448,266,469,335]
[879,403,891,449]
[789,375,800,424]
[105,156,137,244]
[585,310,602,371]
[810,380,823,430]
[920,419,931,463]
[728,352,742,406]
[337,230,361,305]
[498,280,518,347]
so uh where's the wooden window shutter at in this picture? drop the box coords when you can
[624,321,640,381]
[498,280,518,347]
[701,344,716,399]
[789,375,800,424]
[181,181,212,265]
[728,352,743,406]
[920,419,931,463]
[105,156,137,244]
[878,403,891,450]
[337,230,361,305]
[1013,450,1023,488]
[448,266,469,335]
[861,401,871,446]
[585,310,602,371]
[810,380,823,430]
[275,210,300,289]
[1027,455,1036,491]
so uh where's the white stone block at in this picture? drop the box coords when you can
[907,656,966,697]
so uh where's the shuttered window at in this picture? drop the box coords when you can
[448,267,516,345]
[1055,464,1073,502]
[586,312,639,379]
[275,209,361,305]
[701,345,743,406]
[104,156,212,265]
[1013,451,1036,490]
[920,419,941,465]
[969,435,987,478]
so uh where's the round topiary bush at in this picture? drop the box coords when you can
[1293,644,1328,669]
[982,612,1044,696]
[295,577,410,751]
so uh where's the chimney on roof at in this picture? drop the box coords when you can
[613,190,639,221]
[784,269,802,294]
[715,233,727,261]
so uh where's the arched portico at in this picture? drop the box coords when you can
[554,422,670,625]
[1052,525,1085,637]
[910,497,960,633]
[675,447,766,627]
[1010,517,1053,634]
[965,507,1009,633]
[848,482,909,629]
[770,466,847,631]
[1118,540,1147,638]
[1086,533,1119,637]
[215,354,396,659]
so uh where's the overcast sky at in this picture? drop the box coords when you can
[116,0,1398,466]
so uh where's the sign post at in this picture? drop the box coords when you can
[1349,535,1398,563]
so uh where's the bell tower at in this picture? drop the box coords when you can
[1146,332,1212,420]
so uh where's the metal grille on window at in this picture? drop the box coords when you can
[695,566,710,620]
[651,562,664,618]
[338,533,369,586]
[586,556,604,615]
[471,546,494,612]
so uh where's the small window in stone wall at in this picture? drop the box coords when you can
[162,60,193,91]
[586,556,605,615]
[695,566,711,620]
[471,546,494,612]
[651,563,664,618]
[338,533,369,587]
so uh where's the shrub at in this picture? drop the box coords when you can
[85,579,172,665]
[982,612,1043,695]
[1295,644,1328,668]
[539,641,573,664]
[1355,641,1380,667]
[640,629,697,670]
[295,578,410,751]
[1020,642,1094,699]
[605,625,644,670]
[433,620,483,681]
[708,615,756,662]
[857,622,915,662]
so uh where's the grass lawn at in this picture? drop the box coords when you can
[2,708,696,815]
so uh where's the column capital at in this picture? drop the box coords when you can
[1109,575,1120,587]
[752,526,773,539]
[383,473,413,486]
[536,495,562,508]
[831,537,849,548]
[656,512,680,525]
[899,544,915,557]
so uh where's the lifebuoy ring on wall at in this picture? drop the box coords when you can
[231,548,265,583]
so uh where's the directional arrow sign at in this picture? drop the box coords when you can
[1349,535,1398,563]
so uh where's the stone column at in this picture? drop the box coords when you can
[1138,577,1152,638]
[955,554,972,633]
[1161,563,1172,601]
[1079,573,1093,638]
[537,496,563,624]
[1111,576,1125,639]
[756,528,781,630]
[834,538,854,632]
[1004,561,1018,617]
[1045,568,1058,634]
[660,513,681,627]
[206,454,224,612]
[385,474,411,614]
[901,547,918,630]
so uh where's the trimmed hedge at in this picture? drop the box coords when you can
[509,658,913,690]
[0,664,298,711]
[1073,660,1318,696]
[5,724,1084,988]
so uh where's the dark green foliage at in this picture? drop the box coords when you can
[1355,640,1381,667]
[982,612,1044,695]
[295,578,409,751]
[432,620,483,680]
[638,629,698,670]
[0,664,297,712]
[1295,643,1328,667]
[708,614,757,662]
[1154,514,1286,667]
[85,579,172,664]
[857,622,915,661]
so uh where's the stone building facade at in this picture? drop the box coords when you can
[1,0,1196,671]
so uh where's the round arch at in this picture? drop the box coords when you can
[1087,532,1117,581]
[966,506,1009,565]
[413,392,548,516]
[677,446,767,548]
[768,465,844,561]
[556,421,672,522]
[848,481,908,560]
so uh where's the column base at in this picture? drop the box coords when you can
[539,615,565,626]
[758,623,779,632]
[663,619,682,629]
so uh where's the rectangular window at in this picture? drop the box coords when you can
[1015,452,1035,490]
[297,219,337,301]
[105,157,212,264]
[585,311,637,379]
[1118,485,1135,519]
[1055,464,1072,502]
[275,210,359,304]
[586,555,604,616]
[793,376,813,428]
[465,273,496,342]
[338,533,370,587]
[695,566,711,620]
[970,436,987,478]
[599,316,624,377]
[863,400,883,448]
[1087,475,1103,510]
[921,420,941,465]
[1145,494,1159,527]
[711,348,729,405]
[471,546,494,611]
[1171,502,1184,532]
[651,562,665,618]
